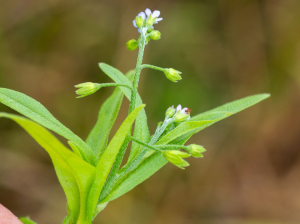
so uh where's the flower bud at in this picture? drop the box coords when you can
[75,82,101,98]
[165,106,176,118]
[149,30,161,40]
[186,144,206,158]
[163,150,190,169]
[126,39,139,51]
[135,16,144,28]
[164,68,182,82]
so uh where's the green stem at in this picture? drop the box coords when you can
[155,144,188,150]
[149,118,174,145]
[140,64,165,72]
[98,29,148,203]
[128,29,147,114]
[99,83,135,91]
[128,135,162,152]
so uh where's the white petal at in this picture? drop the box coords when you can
[182,107,188,114]
[138,28,141,33]
[138,12,146,20]
[156,17,163,22]
[187,116,190,121]
[154,21,158,24]
[152,10,160,18]
[176,105,182,111]
[133,20,137,28]
[145,8,151,17]
[151,25,154,29]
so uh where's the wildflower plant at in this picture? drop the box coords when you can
[0,8,270,224]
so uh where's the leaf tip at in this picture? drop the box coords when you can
[98,62,106,69]
[259,93,271,99]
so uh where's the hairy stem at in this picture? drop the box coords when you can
[98,30,148,203]
[128,29,147,114]
[140,64,165,72]
[128,135,162,152]
[98,83,135,91]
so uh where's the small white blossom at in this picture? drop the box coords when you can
[176,105,191,120]
[132,8,163,33]
[145,8,163,24]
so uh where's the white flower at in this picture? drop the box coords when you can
[145,8,163,24]
[132,8,163,33]
[175,105,191,121]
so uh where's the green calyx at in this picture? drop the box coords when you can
[174,111,189,123]
[75,82,101,98]
[164,68,182,82]
[135,16,144,28]
[186,144,206,158]
[165,106,176,118]
[146,15,156,26]
[163,150,190,169]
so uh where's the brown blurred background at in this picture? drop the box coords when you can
[0,0,300,223]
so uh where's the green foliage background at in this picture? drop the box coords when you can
[0,0,299,223]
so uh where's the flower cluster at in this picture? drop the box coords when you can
[133,8,163,33]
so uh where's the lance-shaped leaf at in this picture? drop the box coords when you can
[99,63,150,162]
[87,104,145,221]
[173,93,271,144]
[99,94,270,203]
[86,70,135,161]
[0,88,95,164]
[0,113,96,223]
[156,112,231,145]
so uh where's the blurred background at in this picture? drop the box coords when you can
[0,0,300,223]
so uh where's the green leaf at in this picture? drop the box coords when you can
[0,88,95,165]
[86,85,124,159]
[19,217,37,224]
[192,94,270,120]
[156,112,231,145]
[86,70,135,161]
[99,63,150,162]
[87,104,145,221]
[174,93,271,144]
[100,94,270,203]
[0,113,96,223]
[68,141,83,159]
